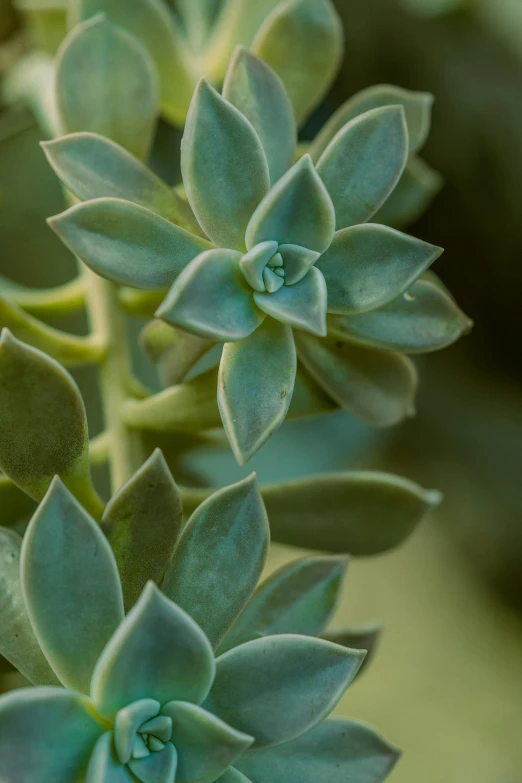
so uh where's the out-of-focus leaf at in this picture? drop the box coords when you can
[120,288,166,318]
[0,277,86,319]
[141,320,214,387]
[0,475,37,527]
[287,366,337,418]
[372,156,443,229]
[322,623,382,675]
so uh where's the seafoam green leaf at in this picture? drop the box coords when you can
[49,198,211,290]
[218,318,296,465]
[101,450,183,612]
[219,556,347,654]
[216,769,252,783]
[86,732,137,783]
[55,14,158,159]
[0,688,105,783]
[295,332,418,427]
[141,320,214,387]
[253,0,343,125]
[317,224,443,315]
[372,156,443,229]
[163,475,269,649]
[254,267,327,336]
[287,366,337,418]
[223,47,296,183]
[129,742,178,783]
[157,249,265,342]
[204,635,364,748]
[316,107,408,229]
[181,78,270,250]
[21,478,124,694]
[236,718,400,783]
[91,583,215,719]
[323,624,382,675]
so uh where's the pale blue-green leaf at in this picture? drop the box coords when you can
[55,15,158,159]
[114,699,160,765]
[204,635,364,748]
[287,366,337,418]
[86,731,138,783]
[236,718,400,783]
[219,556,347,654]
[0,688,104,783]
[323,624,382,675]
[279,244,321,286]
[157,249,265,342]
[163,475,269,649]
[254,267,327,336]
[223,47,296,183]
[372,156,443,229]
[253,0,343,125]
[21,477,124,694]
[140,320,214,387]
[129,742,178,783]
[176,0,221,48]
[215,770,252,783]
[317,223,443,315]
[101,450,183,611]
[316,107,408,229]
[239,241,279,292]
[181,79,270,250]
[163,701,253,783]
[246,155,334,254]
[91,583,215,719]
[0,527,59,685]
[218,318,296,464]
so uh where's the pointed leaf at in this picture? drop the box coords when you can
[239,240,279,292]
[140,320,214,387]
[49,198,211,290]
[129,742,178,783]
[218,318,296,464]
[204,635,364,748]
[287,366,337,418]
[115,700,161,765]
[254,267,327,336]
[163,475,269,649]
[323,624,382,675]
[316,107,409,229]
[181,79,270,250]
[91,583,215,719]
[87,732,138,783]
[279,244,320,286]
[56,14,158,159]
[216,770,252,783]
[372,156,443,229]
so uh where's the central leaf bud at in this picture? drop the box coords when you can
[239,240,321,294]
[113,699,178,782]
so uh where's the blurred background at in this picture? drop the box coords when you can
[1,0,522,780]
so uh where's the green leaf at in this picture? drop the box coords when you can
[101,450,183,612]
[163,475,269,649]
[223,47,296,183]
[287,366,337,418]
[86,732,137,783]
[49,198,211,290]
[279,244,320,286]
[157,249,265,342]
[322,624,382,676]
[0,688,105,783]
[141,320,214,387]
[129,742,178,783]
[219,556,347,655]
[218,318,296,464]
[316,107,408,229]
[236,718,400,783]
[114,699,161,764]
[204,635,364,748]
[253,0,343,125]
[21,478,124,694]
[0,475,36,527]
[254,267,327,336]
[0,330,102,517]
[317,223,443,315]
[55,14,158,159]
[216,770,252,783]
[372,156,443,229]
[91,583,215,719]
[181,78,270,250]
[163,701,253,783]
[246,155,334,254]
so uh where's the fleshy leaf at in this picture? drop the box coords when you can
[49,198,211,290]
[141,320,214,387]
[279,244,321,286]
[21,478,124,694]
[223,47,296,183]
[55,14,158,159]
[372,156,443,229]
[216,770,252,783]
[318,223,443,315]
[254,267,327,336]
[157,249,265,342]
[163,701,253,783]
[323,624,382,675]
[87,731,138,782]
[181,78,270,250]
[239,240,279,292]
[129,742,178,783]
[101,450,183,611]
[0,476,36,528]
[163,475,269,649]
[218,318,296,464]
[316,107,408,229]
[91,583,215,719]
[115,699,160,765]
[236,718,400,783]
[246,155,335,254]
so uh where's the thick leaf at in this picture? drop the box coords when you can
[0,476,36,528]
[181,79,270,250]
[101,450,183,611]
[316,107,408,229]
[287,366,337,418]
[163,475,269,649]
[218,318,296,464]
[21,478,124,694]
[141,320,214,387]
[0,688,105,783]
[372,156,443,229]
[254,267,327,336]
[157,249,265,342]
[236,718,400,783]
[204,635,364,747]
[55,14,158,159]
[246,155,335,254]
[253,0,343,125]
[295,333,418,427]
[91,583,215,719]
[86,732,137,783]
[279,244,320,286]
[216,770,252,783]
[223,47,296,183]
[219,556,347,654]
[114,699,161,764]
[323,624,382,675]
[129,742,178,782]
[49,198,211,290]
